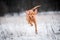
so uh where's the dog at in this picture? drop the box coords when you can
[26,5,41,34]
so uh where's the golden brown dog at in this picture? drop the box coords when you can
[26,5,40,34]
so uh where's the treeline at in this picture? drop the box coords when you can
[0,0,59,16]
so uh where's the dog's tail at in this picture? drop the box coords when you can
[32,5,41,10]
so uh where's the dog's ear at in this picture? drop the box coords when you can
[25,10,29,14]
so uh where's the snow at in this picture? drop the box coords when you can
[0,11,60,40]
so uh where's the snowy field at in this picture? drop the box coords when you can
[0,11,60,40]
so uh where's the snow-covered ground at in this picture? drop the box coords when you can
[0,11,60,40]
